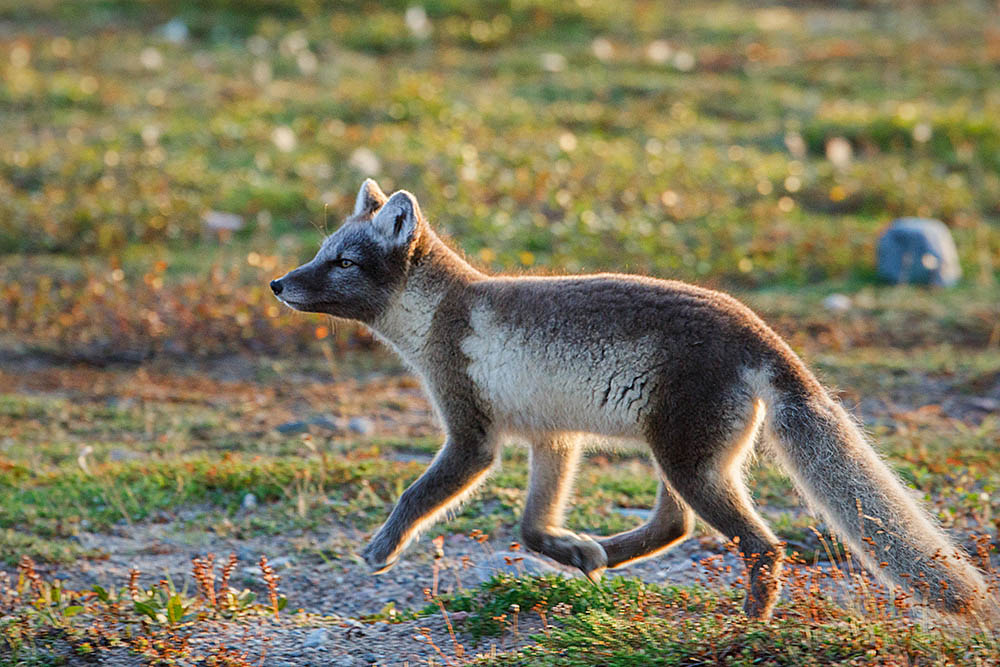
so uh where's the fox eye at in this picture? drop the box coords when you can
[330,258,354,269]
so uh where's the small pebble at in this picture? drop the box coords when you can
[276,420,310,435]
[348,416,375,435]
[822,293,852,313]
[302,628,327,648]
[157,18,190,43]
[311,416,344,432]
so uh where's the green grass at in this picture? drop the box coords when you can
[1,550,289,665]
[1,340,997,566]
[2,1,999,276]
[1,1,999,663]
[440,574,1000,665]
[2,0,999,360]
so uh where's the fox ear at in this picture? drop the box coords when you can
[352,178,388,218]
[371,190,421,248]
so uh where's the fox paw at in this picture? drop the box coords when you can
[526,530,607,581]
[361,539,398,574]
[570,535,608,581]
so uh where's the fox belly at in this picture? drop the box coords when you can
[460,306,661,436]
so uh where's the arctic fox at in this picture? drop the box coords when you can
[271,179,991,621]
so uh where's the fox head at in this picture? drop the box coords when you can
[270,179,425,322]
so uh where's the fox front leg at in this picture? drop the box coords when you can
[521,435,608,580]
[362,434,498,573]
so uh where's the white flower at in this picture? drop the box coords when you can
[646,40,672,64]
[405,6,432,39]
[825,136,852,169]
[591,38,613,62]
[140,47,163,70]
[272,126,297,152]
[349,148,381,176]
[540,52,566,73]
[673,51,695,72]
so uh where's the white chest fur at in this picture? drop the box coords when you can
[371,286,442,368]
[460,305,661,437]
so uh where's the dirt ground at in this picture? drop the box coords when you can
[2,351,998,665]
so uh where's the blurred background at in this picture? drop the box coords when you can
[0,0,998,360]
[1,7,999,656]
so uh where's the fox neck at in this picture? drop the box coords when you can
[369,230,482,368]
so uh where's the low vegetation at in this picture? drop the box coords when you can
[1,0,998,663]
[441,567,1000,665]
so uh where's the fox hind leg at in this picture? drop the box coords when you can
[521,434,607,579]
[599,478,694,568]
[670,467,783,620]
[652,397,784,620]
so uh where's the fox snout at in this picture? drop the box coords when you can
[269,263,323,312]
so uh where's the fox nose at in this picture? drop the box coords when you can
[270,279,283,295]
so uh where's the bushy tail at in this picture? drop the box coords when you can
[765,366,995,622]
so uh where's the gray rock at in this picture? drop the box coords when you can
[241,493,257,510]
[613,506,652,521]
[269,555,293,569]
[348,416,375,435]
[470,550,576,585]
[157,18,189,44]
[965,397,999,412]
[242,557,291,575]
[877,218,961,286]
[302,628,327,648]
[109,448,141,462]
[310,416,345,433]
[389,451,433,464]
[822,293,852,313]
[276,420,310,435]
[201,210,243,231]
